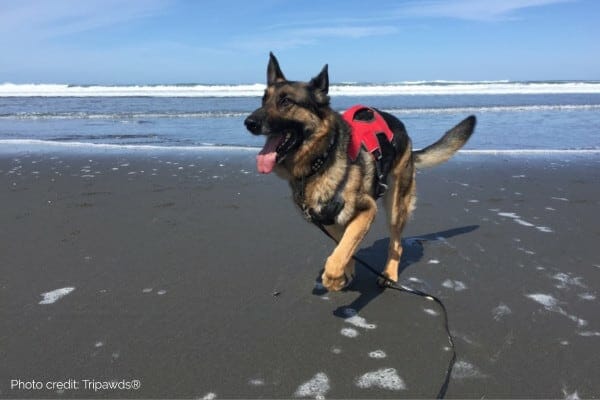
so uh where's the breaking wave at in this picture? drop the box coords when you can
[2,80,600,97]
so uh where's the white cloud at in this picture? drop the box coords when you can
[232,24,398,51]
[0,0,169,38]
[398,0,573,21]
[288,26,398,39]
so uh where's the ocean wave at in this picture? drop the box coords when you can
[2,104,598,120]
[0,139,258,152]
[0,83,266,97]
[0,139,598,153]
[0,111,249,120]
[382,104,600,114]
[2,81,600,97]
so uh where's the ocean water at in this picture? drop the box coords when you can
[0,81,599,151]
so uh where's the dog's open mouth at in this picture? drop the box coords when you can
[256,131,298,174]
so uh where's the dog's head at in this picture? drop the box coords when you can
[244,53,331,174]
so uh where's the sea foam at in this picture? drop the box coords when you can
[39,287,75,304]
[3,81,600,97]
[293,372,330,399]
[355,368,406,391]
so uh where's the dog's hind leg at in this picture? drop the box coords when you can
[382,152,416,282]
[322,199,377,291]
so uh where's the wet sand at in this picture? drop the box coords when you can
[1,147,599,399]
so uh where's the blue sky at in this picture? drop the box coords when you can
[0,0,598,84]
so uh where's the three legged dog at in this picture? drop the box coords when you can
[245,53,476,291]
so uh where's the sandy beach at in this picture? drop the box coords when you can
[1,146,599,398]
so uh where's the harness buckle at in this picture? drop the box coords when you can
[372,149,382,161]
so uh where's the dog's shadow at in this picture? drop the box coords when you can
[312,225,479,318]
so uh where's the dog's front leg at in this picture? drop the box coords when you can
[323,224,355,287]
[322,198,377,291]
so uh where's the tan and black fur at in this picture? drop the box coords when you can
[245,53,476,291]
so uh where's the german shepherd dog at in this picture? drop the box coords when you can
[245,53,476,291]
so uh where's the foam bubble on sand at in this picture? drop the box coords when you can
[201,393,216,400]
[157,289,167,295]
[497,211,553,233]
[39,287,75,304]
[578,293,596,301]
[569,316,587,327]
[293,372,330,399]
[94,341,104,348]
[515,219,535,227]
[537,226,554,233]
[577,331,600,337]
[342,308,376,329]
[451,361,486,379]
[527,293,559,308]
[498,212,534,226]
[442,279,467,291]
[341,327,359,338]
[248,378,265,386]
[355,368,406,391]
[526,293,588,327]
[563,388,581,400]
[552,273,586,290]
[368,350,387,359]
[492,303,512,321]
[517,247,536,255]
[423,308,439,316]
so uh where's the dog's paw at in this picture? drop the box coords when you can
[321,271,347,292]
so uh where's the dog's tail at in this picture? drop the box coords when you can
[412,115,476,169]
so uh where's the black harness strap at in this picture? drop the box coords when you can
[372,131,398,198]
[304,130,338,179]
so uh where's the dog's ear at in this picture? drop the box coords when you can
[309,64,329,95]
[267,52,286,85]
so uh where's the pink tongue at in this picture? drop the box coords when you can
[256,136,282,174]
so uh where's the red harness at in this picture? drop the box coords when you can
[342,105,398,198]
[303,105,397,224]
[343,104,394,161]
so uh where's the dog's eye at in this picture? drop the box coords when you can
[279,96,293,107]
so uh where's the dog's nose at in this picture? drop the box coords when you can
[244,116,261,134]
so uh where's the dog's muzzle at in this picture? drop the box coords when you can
[244,115,261,135]
[245,108,268,135]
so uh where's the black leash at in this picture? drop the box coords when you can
[314,222,456,399]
